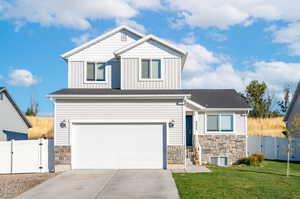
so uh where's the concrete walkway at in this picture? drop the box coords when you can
[16,170,179,199]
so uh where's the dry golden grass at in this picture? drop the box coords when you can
[248,117,286,137]
[26,116,286,139]
[27,116,54,139]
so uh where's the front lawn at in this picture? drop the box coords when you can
[173,161,300,199]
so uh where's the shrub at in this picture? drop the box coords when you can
[237,153,264,166]
[252,153,265,163]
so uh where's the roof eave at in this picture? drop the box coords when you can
[47,94,191,100]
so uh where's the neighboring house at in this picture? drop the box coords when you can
[48,26,251,171]
[0,87,31,141]
[284,81,300,136]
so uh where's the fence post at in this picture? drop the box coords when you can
[10,139,14,174]
[39,138,43,172]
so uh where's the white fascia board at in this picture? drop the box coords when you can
[115,34,187,56]
[185,98,206,110]
[205,108,252,111]
[61,25,144,59]
[48,94,191,100]
[114,35,188,69]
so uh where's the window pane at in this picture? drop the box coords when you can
[207,115,219,131]
[210,157,219,165]
[141,59,150,79]
[151,59,161,79]
[96,63,105,81]
[86,63,95,81]
[219,157,228,166]
[220,115,233,131]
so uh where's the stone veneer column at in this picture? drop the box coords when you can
[54,146,71,171]
[167,145,185,169]
[198,134,246,165]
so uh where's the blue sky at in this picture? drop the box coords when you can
[1,0,300,116]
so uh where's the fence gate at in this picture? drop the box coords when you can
[0,139,54,174]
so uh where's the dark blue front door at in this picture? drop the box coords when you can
[186,116,193,146]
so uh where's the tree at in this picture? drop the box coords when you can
[242,80,276,118]
[283,114,300,177]
[278,86,291,114]
[25,94,38,116]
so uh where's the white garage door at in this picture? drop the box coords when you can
[72,123,166,169]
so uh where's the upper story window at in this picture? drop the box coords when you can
[86,62,106,82]
[140,59,161,80]
[207,114,234,132]
[0,93,3,100]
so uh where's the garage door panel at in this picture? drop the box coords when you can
[72,123,165,169]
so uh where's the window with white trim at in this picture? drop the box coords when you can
[141,59,161,79]
[207,114,233,132]
[86,62,105,82]
[210,157,228,166]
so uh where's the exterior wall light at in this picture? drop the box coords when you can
[60,120,67,128]
[169,120,175,128]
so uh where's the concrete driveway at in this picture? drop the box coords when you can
[16,170,179,199]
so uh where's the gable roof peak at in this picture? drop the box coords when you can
[61,25,144,59]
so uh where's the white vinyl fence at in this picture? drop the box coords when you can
[0,139,54,174]
[248,136,300,161]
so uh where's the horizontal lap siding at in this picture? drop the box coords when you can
[122,58,180,89]
[55,100,184,146]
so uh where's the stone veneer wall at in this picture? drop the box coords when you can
[54,146,71,165]
[198,135,246,164]
[167,145,185,164]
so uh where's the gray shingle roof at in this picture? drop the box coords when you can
[49,88,250,109]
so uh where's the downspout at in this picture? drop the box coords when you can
[183,96,187,169]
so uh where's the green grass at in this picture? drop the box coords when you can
[173,161,300,199]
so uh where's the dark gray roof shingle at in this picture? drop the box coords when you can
[49,88,250,109]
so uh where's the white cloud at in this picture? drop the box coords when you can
[167,0,300,29]
[115,19,146,33]
[179,41,300,97]
[182,32,196,44]
[70,33,90,46]
[208,31,227,42]
[0,0,161,30]
[7,69,38,86]
[272,22,300,56]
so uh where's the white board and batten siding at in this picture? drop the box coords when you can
[68,61,120,88]
[67,30,140,89]
[121,58,181,89]
[54,99,184,147]
[120,39,182,89]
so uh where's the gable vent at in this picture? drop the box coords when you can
[121,31,127,41]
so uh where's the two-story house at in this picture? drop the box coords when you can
[48,26,251,171]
